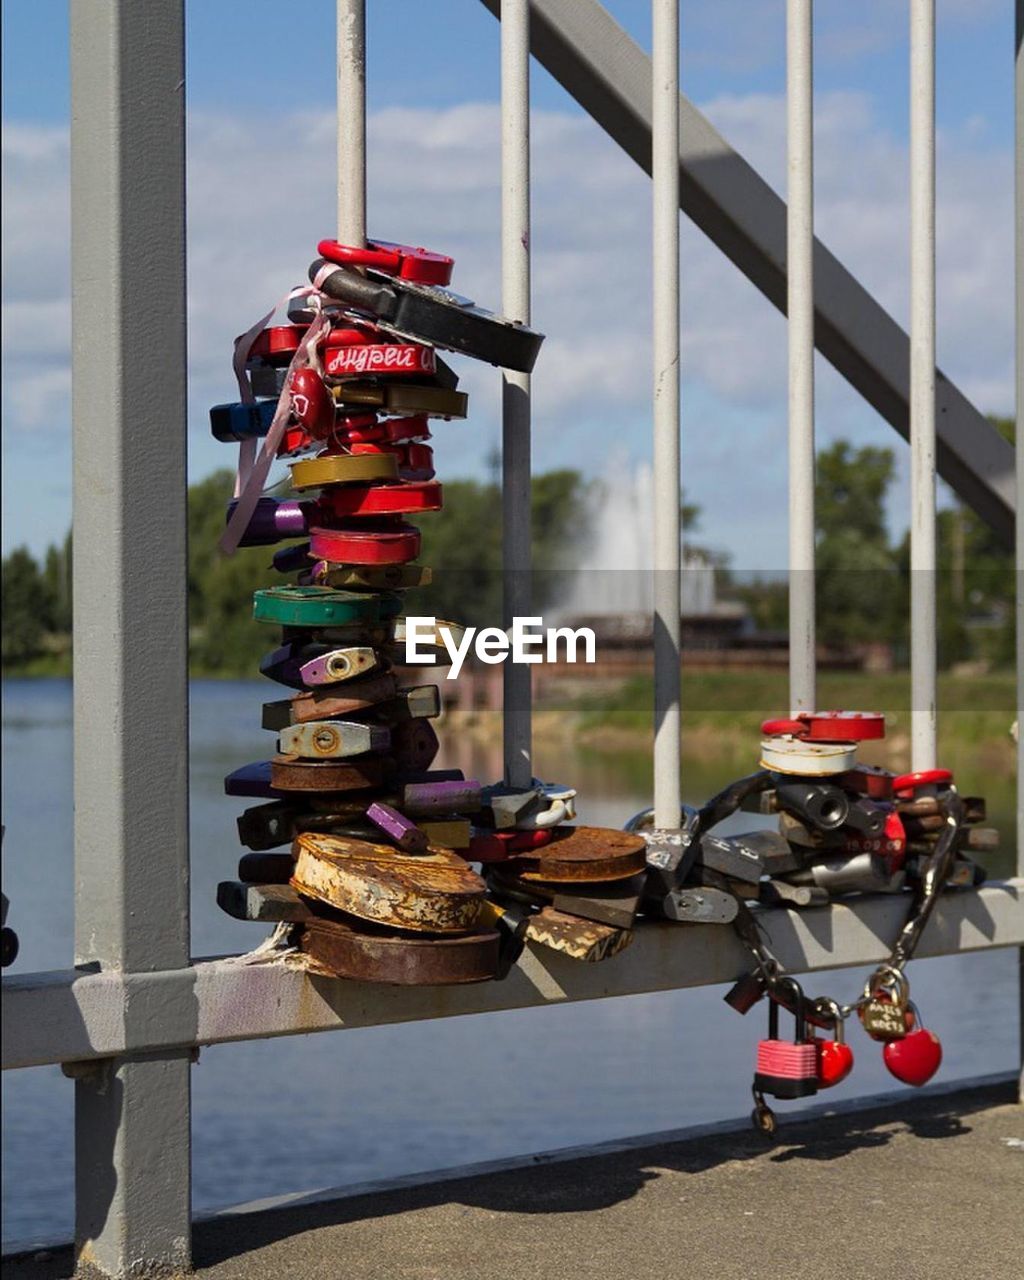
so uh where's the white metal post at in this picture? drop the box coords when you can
[70,1,191,1274]
[501,0,534,789]
[337,0,367,244]
[787,0,816,715]
[1014,0,1023,1102]
[910,0,937,769]
[652,0,681,827]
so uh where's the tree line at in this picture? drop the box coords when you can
[1,433,1014,676]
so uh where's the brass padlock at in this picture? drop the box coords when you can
[859,966,910,1042]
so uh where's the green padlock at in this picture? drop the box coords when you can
[252,586,382,628]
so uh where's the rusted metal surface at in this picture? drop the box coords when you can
[511,825,647,883]
[523,906,633,962]
[487,865,645,929]
[270,753,390,792]
[300,917,499,985]
[291,832,487,932]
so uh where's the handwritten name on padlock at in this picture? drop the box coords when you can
[325,344,436,377]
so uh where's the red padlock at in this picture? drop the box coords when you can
[309,522,422,566]
[324,343,436,380]
[248,325,307,364]
[892,768,954,800]
[882,1003,942,1086]
[350,441,434,471]
[317,237,454,285]
[761,711,885,743]
[467,829,554,863]
[289,367,335,439]
[317,480,443,518]
[811,1000,854,1089]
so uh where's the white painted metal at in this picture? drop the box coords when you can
[69,1,191,1273]
[787,0,816,715]
[476,0,1015,547]
[501,0,534,789]
[1014,0,1023,1099]
[910,0,937,769]
[3,883,1022,1072]
[336,0,367,245]
[651,0,682,828]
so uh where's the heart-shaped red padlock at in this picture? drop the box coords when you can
[290,368,335,439]
[814,1037,855,1088]
[883,1026,942,1086]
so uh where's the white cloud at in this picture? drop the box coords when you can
[1,89,1014,567]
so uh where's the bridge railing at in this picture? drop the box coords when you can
[1,3,1021,1278]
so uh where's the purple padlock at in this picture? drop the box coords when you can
[366,801,428,853]
[400,778,483,816]
[228,498,312,548]
[272,541,314,573]
[224,761,282,799]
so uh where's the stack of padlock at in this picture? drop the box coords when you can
[212,236,648,983]
[473,787,649,962]
[636,711,993,919]
[706,711,996,1133]
[213,236,544,985]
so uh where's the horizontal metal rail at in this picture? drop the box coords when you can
[478,0,1016,546]
[4,882,1021,1072]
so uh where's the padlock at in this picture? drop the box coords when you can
[787,851,905,896]
[400,777,482,816]
[858,966,910,1041]
[328,380,469,419]
[811,999,854,1089]
[309,562,432,591]
[310,259,544,373]
[252,586,384,628]
[761,711,885,743]
[290,367,336,438]
[375,685,442,723]
[881,1002,942,1086]
[390,718,440,771]
[774,781,849,831]
[317,479,443,518]
[365,800,428,853]
[227,498,312,547]
[209,399,276,442]
[842,796,886,836]
[272,541,315,575]
[259,642,391,693]
[324,342,436,379]
[248,324,307,364]
[753,978,819,1099]
[270,753,391,793]
[291,832,486,934]
[290,453,399,489]
[296,646,382,687]
[724,969,769,1015]
[760,735,858,776]
[316,237,455,285]
[277,719,391,760]
[308,523,422,567]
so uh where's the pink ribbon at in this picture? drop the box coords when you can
[219,277,335,556]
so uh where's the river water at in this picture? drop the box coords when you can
[1,678,1019,1249]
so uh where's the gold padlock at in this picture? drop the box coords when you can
[858,966,910,1042]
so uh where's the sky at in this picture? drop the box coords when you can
[1,0,1017,570]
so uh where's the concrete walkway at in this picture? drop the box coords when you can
[9,1082,1023,1280]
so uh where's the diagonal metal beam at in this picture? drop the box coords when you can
[480,0,1015,546]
